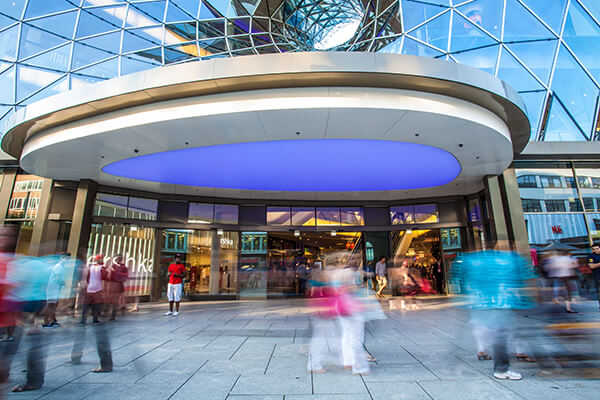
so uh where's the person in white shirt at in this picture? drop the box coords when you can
[375,256,387,297]
[545,251,578,313]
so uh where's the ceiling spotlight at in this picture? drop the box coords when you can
[217,229,224,235]
[294,230,300,237]
[331,230,337,237]
[406,229,412,234]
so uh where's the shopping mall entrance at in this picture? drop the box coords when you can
[152,228,450,300]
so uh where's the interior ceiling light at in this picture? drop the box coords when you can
[103,139,461,192]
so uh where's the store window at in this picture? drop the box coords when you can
[341,207,365,226]
[159,229,239,296]
[316,207,340,226]
[188,203,213,224]
[291,207,316,226]
[214,204,239,225]
[390,204,438,225]
[267,206,291,226]
[94,193,157,220]
[87,224,156,296]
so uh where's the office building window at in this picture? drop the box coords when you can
[522,199,542,213]
[517,174,538,188]
[545,200,566,212]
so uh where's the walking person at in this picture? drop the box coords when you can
[375,256,387,298]
[587,243,600,309]
[106,254,128,321]
[165,254,185,316]
[42,253,68,328]
[81,255,107,324]
[545,250,578,313]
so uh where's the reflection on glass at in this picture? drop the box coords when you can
[6,174,44,220]
[214,204,239,224]
[341,207,365,226]
[88,223,155,296]
[390,205,414,225]
[189,202,213,224]
[267,206,291,225]
[414,204,439,223]
[292,207,316,226]
[127,196,158,220]
[316,207,340,226]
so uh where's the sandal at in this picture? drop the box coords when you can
[92,367,112,373]
[367,354,377,362]
[12,384,40,392]
[477,352,492,360]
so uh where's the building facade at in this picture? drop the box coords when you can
[1,0,599,300]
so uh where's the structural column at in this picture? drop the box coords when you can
[209,230,221,295]
[67,179,97,262]
[499,168,530,255]
[484,175,510,250]
[29,178,55,256]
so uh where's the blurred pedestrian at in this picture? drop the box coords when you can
[165,254,185,316]
[81,255,107,324]
[106,254,128,321]
[546,251,578,313]
[43,253,68,328]
[375,256,387,298]
[454,245,535,380]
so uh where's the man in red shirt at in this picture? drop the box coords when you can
[165,254,186,316]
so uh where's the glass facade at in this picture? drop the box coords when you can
[390,204,439,225]
[87,223,156,296]
[267,206,364,227]
[94,192,158,220]
[515,165,600,247]
[1,1,600,142]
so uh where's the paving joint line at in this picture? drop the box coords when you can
[264,344,277,374]
[359,373,374,400]
[124,338,172,366]
[415,381,435,400]
[228,336,250,360]
[166,359,209,400]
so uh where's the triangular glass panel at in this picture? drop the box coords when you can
[375,3,400,38]
[551,44,598,136]
[75,57,119,80]
[503,0,555,42]
[403,36,444,58]
[0,61,11,74]
[1,0,26,19]
[519,90,547,140]
[19,24,67,60]
[227,0,251,18]
[70,72,104,89]
[451,44,498,76]
[131,47,163,64]
[24,0,76,19]
[563,0,600,83]
[165,22,197,42]
[19,75,68,106]
[79,31,122,54]
[506,39,557,85]
[239,0,260,16]
[71,42,114,70]
[496,46,543,92]
[401,0,446,32]
[170,0,200,18]
[165,1,196,22]
[450,11,496,53]
[543,97,588,141]
[457,0,503,40]
[76,7,123,38]
[198,0,227,19]
[16,64,63,102]
[521,0,567,34]
[408,10,450,52]
[164,45,196,64]
[0,66,15,104]
[82,0,127,6]
[21,43,72,72]
[579,0,600,21]
[0,13,17,31]
[130,1,167,24]
[28,10,77,40]
[122,28,162,53]
[0,25,21,61]
[120,54,160,75]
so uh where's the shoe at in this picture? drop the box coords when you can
[41,323,54,329]
[164,311,173,316]
[51,321,60,327]
[493,370,522,380]
[566,309,578,313]
[93,320,100,324]
[173,311,179,316]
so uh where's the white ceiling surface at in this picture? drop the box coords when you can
[21,86,513,201]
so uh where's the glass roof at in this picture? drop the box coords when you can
[0,0,599,142]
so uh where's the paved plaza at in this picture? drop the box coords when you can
[1,298,600,400]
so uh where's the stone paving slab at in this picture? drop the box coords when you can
[1,299,599,399]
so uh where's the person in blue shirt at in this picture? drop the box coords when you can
[587,243,600,310]
[453,245,535,381]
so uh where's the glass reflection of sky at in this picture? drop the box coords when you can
[103,139,461,192]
